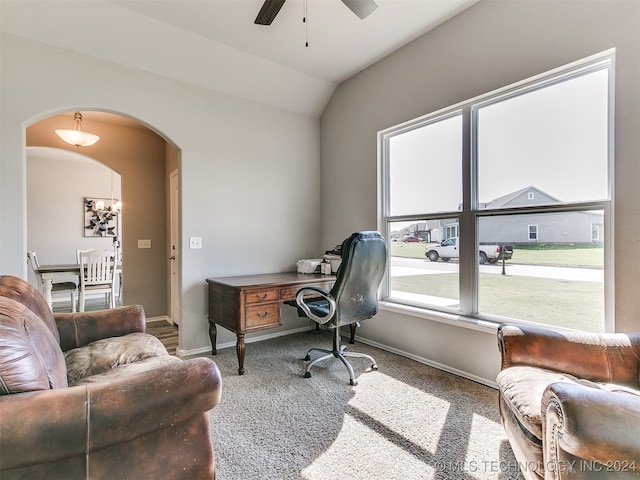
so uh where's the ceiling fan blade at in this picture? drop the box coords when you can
[341,0,378,19]
[254,0,286,25]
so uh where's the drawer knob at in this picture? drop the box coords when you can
[256,293,268,300]
[257,311,268,319]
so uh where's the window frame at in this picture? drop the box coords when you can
[378,50,615,331]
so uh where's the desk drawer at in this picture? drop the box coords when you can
[244,289,279,304]
[245,304,280,329]
[280,282,333,302]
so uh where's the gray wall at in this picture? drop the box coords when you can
[1,33,321,355]
[320,0,640,383]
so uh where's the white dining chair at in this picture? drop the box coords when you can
[75,249,93,263]
[27,250,78,312]
[78,249,119,312]
[77,248,122,304]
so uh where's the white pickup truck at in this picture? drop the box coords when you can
[425,237,513,264]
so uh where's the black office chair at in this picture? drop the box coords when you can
[295,231,387,385]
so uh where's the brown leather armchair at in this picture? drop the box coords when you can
[0,275,222,480]
[497,323,640,480]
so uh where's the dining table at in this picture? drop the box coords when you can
[37,263,122,311]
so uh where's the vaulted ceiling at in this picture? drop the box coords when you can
[0,0,477,117]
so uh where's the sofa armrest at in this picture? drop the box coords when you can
[497,323,640,385]
[0,357,221,471]
[543,382,640,476]
[55,305,146,351]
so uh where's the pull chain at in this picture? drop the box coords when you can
[303,0,308,47]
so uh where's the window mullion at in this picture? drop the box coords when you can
[459,106,475,315]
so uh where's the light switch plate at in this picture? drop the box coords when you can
[189,237,202,249]
[138,239,151,248]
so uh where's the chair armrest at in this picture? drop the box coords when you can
[296,287,335,324]
[543,382,640,473]
[0,357,221,471]
[497,323,640,385]
[55,305,146,351]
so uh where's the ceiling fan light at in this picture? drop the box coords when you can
[342,0,378,19]
[55,111,100,147]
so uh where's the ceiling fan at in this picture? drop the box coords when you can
[254,0,378,25]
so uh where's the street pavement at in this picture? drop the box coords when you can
[390,256,603,283]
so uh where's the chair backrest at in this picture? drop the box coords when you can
[330,231,387,326]
[79,249,118,287]
[27,250,44,288]
[27,250,41,269]
[76,249,93,264]
[0,275,60,344]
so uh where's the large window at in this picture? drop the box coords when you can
[380,52,613,332]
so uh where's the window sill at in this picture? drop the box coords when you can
[379,300,500,335]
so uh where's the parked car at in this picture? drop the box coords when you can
[403,236,420,243]
[425,237,513,264]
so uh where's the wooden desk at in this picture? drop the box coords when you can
[206,272,335,375]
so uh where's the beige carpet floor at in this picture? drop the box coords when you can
[194,330,524,480]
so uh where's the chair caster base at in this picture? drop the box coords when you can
[302,331,377,386]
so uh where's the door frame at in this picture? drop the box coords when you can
[169,169,180,326]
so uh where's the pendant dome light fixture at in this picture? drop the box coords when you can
[55,111,100,147]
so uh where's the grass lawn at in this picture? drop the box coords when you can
[390,242,605,331]
[391,273,604,332]
[390,243,603,267]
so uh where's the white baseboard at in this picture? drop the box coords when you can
[176,326,310,358]
[175,325,497,388]
[353,334,498,389]
[146,315,172,324]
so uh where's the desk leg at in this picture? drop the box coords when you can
[41,273,54,311]
[207,319,245,375]
[236,333,246,375]
[208,319,217,355]
[349,323,357,344]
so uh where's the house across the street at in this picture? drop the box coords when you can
[394,186,604,245]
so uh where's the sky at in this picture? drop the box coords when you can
[388,66,610,217]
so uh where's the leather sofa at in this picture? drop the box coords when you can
[497,323,640,480]
[0,275,222,480]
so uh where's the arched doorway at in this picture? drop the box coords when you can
[26,111,180,324]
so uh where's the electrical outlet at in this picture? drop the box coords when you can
[138,239,151,249]
[189,237,202,249]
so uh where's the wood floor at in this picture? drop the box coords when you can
[146,321,179,356]
[52,295,122,313]
[53,298,179,356]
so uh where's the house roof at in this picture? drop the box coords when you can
[481,185,562,209]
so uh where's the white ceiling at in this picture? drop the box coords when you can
[1,0,477,117]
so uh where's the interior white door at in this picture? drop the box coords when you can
[169,169,180,326]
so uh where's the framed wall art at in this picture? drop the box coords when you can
[84,197,119,237]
